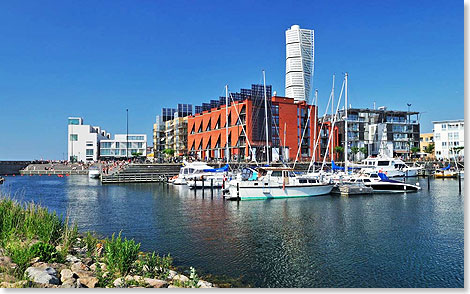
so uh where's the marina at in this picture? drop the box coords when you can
[0,174,463,287]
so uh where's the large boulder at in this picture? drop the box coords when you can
[25,267,60,285]
[77,277,99,288]
[172,274,189,283]
[197,280,214,288]
[167,270,177,280]
[60,269,73,282]
[144,278,168,288]
[65,255,80,264]
[71,261,89,272]
[60,278,77,288]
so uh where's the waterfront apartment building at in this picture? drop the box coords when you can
[67,117,110,162]
[188,84,318,162]
[99,134,147,159]
[164,113,189,157]
[285,24,314,102]
[319,107,420,161]
[153,104,193,161]
[433,119,464,160]
[420,133,434,158]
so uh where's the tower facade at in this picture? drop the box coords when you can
[285,25,314,102]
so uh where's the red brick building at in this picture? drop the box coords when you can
[187,85,320,162]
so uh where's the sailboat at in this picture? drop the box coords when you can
[226,70,334,200]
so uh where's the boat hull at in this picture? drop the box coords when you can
[88,171,100,179]
[228,183,334,200]
[365,182,420,193]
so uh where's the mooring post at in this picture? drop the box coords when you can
[458,171,461,194]
[194,177,197,196]
[237,182,240,202]
[427,174,430,190]
[202,176,205,198]
[210,178,214,198]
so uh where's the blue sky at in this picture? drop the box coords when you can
[0,0,463,160]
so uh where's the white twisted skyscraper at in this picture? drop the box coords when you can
[285,25,314,102]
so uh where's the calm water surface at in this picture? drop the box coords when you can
[0,175,464,287]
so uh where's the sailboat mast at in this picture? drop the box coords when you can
[331,74,335,161]
[283,122,286,161]
[263,70,270,165]
[225,84,229,163]
[344,73,349,173]
[313,89,318,167]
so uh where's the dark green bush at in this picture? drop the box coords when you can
[29,242,59,263]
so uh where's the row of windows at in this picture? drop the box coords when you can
[101,142,144,148]
[100,149,145,156]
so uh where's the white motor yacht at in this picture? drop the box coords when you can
[360,155,422,178]
[172,161,229,185]
[226,167,334,200]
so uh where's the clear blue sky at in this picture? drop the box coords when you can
[0,0,462,160]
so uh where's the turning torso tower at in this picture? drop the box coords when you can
[285,25,314,102]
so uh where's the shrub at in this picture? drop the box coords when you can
[83,232,99,258]
[135,252,172,279]
[104,232,140,276]
[5,242,34,278]
[29,242,59,263]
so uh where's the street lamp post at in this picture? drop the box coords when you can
[126,109,129,160]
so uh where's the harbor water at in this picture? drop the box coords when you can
[0,176,464,287]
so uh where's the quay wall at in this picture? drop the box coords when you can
[0,161,31,175]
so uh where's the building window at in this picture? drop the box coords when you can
[86,149,94,156]
[435,133,440,140]
[70,134,78,141]
[137,142,143,148]
[441,124,447,129]
[68,118,80,125]
[86,141,93,146]
[101,142,111,148]
[442,142,447,147]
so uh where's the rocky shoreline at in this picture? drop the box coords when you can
[0,196,219,288]
[0,235,216,288]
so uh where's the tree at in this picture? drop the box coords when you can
[163,148,175,157]
[334,146,344,161]
[131,152,143,157]
[350,146,359,162]
[451,146,464,159]
[424,143,434,154]
[359,147,368,159]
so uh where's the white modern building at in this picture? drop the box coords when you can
[100,134,147,159]
[433,119,464,160]
[68,117,111,162]
[285,24,314,102]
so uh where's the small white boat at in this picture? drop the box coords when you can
[88,166,100,179]
[227,167,334,200]
[171,161,228,185]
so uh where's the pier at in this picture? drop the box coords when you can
[100,163,180,184]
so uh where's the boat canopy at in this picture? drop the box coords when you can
[440,164,451,171]
[203,164,229,173]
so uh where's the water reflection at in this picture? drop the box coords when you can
[0,176,463,287]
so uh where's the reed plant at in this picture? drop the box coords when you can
[104,232,140,276]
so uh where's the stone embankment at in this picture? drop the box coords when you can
[0,236,215,288]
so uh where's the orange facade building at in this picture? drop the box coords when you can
[187,85,320,162]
